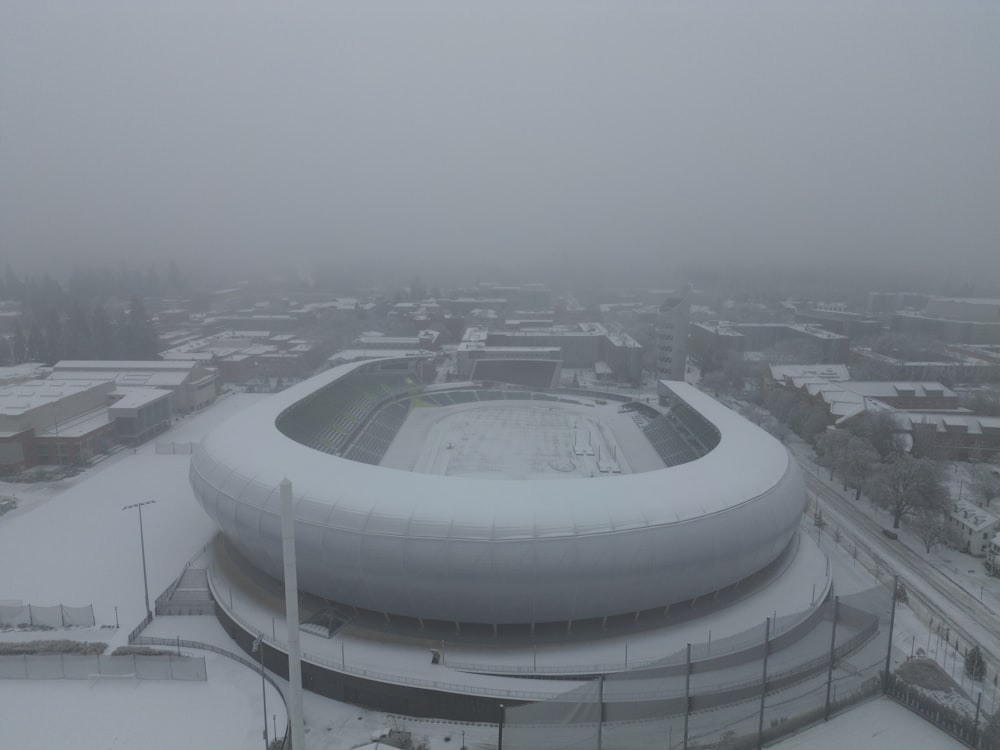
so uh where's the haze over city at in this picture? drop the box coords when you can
[2,1,999,286]
[3,3,1000,750]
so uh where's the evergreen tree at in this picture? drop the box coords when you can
[43,307,65,365]
[124,296,159,359]
[91,305,116,359]
[64,299,94,360]
[965,645,986,681]
[10,319,28,364]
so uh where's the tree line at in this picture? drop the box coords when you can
[1,263,166,366]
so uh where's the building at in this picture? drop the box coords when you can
[850,347,1000,384]
[794,304,882,339]
[986,532,1000,576]
[902,413,1000,462]
[947,500,1000,557]
[656,295,690,381]
[689,322,850,365]
[190,359,806,627]
[51,360,217,413]
[0,377,173,471]
[456,323,643,383]
[0,364,52,387]
[891,298,1000,345]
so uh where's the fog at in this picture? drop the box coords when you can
[1,1,998,285]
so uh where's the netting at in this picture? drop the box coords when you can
[502,583,893,750]
[0,604,30,627]
[61,604,96,627]
[27,605,62,628]
[0,602,95,628]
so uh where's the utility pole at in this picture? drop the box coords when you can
[122,500,157,619]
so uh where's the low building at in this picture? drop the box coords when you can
[52,360,216,413]
[689,321,850,365]
[0,379,115,471]
[892,298,1000,345]
[457,323,643,383]
[985,532,1000,577]
[0,378,171,470]
[795,305,882,339]
[947,501,1000,557]
[902,413,1000,462]
[850,347,1000,383]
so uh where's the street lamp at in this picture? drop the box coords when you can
[122,500,156,619]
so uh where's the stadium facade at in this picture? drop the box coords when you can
[190,357,807,628]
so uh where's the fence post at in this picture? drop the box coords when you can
[597,674,605,750]
[973,691,982,745]
[824,597,840,720]
[883,575,899,694]
[683,643,691,750]
[756,617,772,750]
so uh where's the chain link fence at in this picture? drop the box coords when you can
[0,602,95,628]
[0,653,206,681]
[501,583,892,750]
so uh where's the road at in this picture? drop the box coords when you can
[796,453,1000,678]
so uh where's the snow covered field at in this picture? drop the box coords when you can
[0,393,267,630]
[771,697,962,749]
[382,398,665,477]
[0,651,284,750]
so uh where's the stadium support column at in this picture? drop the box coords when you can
[281,478,306,750]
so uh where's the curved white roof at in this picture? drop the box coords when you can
[191,359,806,625]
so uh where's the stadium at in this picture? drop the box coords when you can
[185,356,882,733]
[190,356,808,628]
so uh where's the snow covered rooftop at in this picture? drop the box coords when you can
[769,364,851,382]
[0,379,111,415]
[950,500,1000,532]
[197,361,796,530]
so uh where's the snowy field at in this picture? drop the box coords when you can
[771,697,962,749]
[0,651,285,750]
[0,392,267,630]
[382,399,665,478]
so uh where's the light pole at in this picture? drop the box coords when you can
[122,500,156,620]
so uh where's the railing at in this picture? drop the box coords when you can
[133,636,291,749]
[126,612,154,644]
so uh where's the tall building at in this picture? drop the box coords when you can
[656,294,690,381]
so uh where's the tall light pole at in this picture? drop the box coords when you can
[122,500,156,619]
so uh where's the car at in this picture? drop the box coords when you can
[882,529,899,540]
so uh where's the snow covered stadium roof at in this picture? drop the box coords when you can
[191,358,806,625]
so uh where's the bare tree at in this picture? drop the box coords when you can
[969,465,1000,508]
[912,507,948,553]
[867,455,948,529]
[846,410,904,461]
[815,429,852,480]
[837,435,881,501]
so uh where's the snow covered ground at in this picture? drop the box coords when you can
[0,393,266,631]
[382,397,664,478]
[770,696,962,750]
[0,651,284,750]
[0,388,986,749]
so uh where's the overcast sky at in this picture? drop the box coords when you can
[1,1,998,286]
